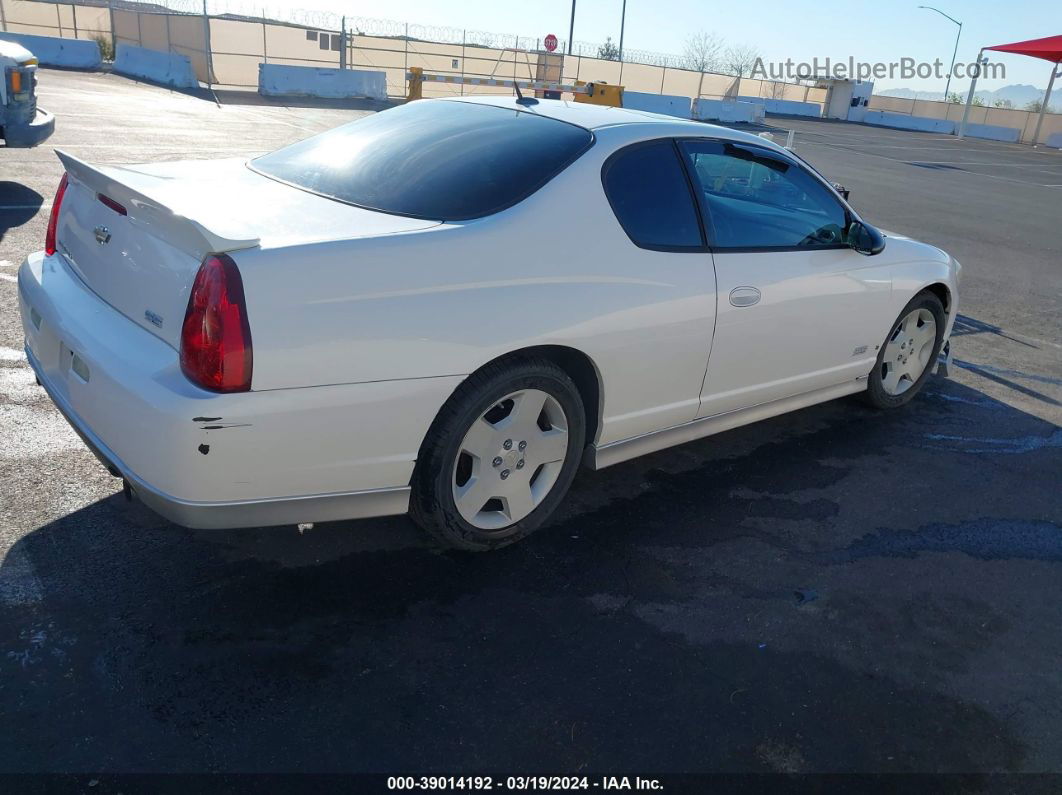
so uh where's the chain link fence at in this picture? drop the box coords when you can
[0,0,828,109]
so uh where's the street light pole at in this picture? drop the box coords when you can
[918,5,962,101]
[958,49,986,139]
[619,0,627,62]
[567,0,576,55]
[1032,64,1061,147]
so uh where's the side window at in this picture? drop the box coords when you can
[680,140,849,250]
[602,140,703,250]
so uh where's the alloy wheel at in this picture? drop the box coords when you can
[451,389,569,530]
[880,307,937,396]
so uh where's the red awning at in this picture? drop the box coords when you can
[985,34,1062,64]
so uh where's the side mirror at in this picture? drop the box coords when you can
[849,220,886,256]
[832,182,851,200]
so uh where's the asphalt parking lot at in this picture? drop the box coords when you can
[1,70,1060,777]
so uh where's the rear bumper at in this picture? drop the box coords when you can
[18,250,461,529]
[3,107,54,148]
[27,345,411,529]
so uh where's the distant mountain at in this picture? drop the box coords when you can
[878,84,1048,107]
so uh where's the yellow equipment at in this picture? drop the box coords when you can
[574,81,623,107]
[406,69,623,107]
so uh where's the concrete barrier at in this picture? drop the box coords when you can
[259,64,387,100]
[864,110,955,134]
[738,95,821,117]
[1046,132,1062,149]
[693,98,764,124]
[962,122,1021,143]
[113,44,197,89]
[864,110,1020,141]
[0,32,101,69]
[622,91,691,118]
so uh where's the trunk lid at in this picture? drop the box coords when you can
[54,151,440,348]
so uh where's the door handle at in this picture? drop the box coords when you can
[729,286,761,307]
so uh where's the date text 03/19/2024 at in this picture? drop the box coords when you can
[386,776,664,791]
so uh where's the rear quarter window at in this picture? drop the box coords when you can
[601,140,704,251]
[251,101,594,221]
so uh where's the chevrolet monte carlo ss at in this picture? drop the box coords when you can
[19,96,959,550]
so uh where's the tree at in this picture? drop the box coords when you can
[947,92,964,103]
[723,44,761,78]
[993,98,1013,109]
[971,96,985,107]
[597,36,620,61]
[92,34,114,62]
[1024,99,1051,113]
[682,30,724,73]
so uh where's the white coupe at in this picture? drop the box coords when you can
[19,96,959,550]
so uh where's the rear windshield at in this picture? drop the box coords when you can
[251,101,594,221]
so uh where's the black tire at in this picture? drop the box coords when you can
[863,291,946,409]
[410,357,586,551]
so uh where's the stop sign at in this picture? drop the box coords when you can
[544,33,558,52]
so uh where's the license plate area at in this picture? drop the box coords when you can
[58,341,91,384]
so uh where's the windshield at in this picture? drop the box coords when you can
[251,100,594,221]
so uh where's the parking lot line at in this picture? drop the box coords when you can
[786,128,1062,158]
[854,146,1057,159]
[800,140,1062,189]
[9,145,268,153]
[794,139,1061,156]
[898,160,1062,168]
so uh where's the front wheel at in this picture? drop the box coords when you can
[863,291,945,409]
[410,358,586,551]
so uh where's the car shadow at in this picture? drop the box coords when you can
[1,377,1057,774]
[951,313,1040,350]
[0,182,44,241]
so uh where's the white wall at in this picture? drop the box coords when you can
[864,110,955,134]
[258,64,387,100]
[737,95,821,118]
[692,98,764,123]
[622,91,691,118]
[961,122,1021,143]
[863,110,1022,142]
[0,32,101,69]
[113,44,197,89]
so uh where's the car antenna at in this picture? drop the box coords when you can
[514,80,538,105]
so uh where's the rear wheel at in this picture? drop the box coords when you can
[410,358,586,551]
[864,291,945,409]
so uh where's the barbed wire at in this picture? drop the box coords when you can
[27,0,751,75]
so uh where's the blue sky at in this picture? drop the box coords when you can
[291,0,1058,92]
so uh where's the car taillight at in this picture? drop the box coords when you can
[180,254,253,393]
[44,173,68,256]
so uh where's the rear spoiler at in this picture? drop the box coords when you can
[55,149,260,259]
